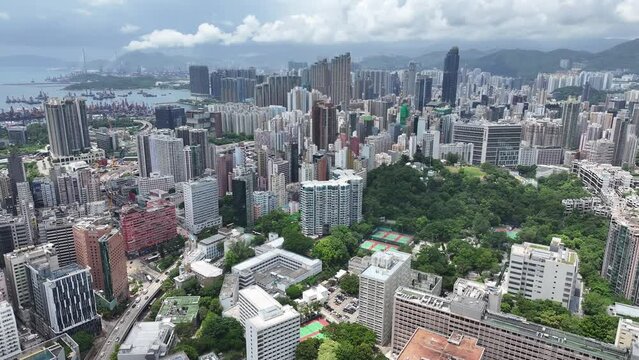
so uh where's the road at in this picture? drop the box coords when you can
[93,262,178,360]
[133,119,153,132]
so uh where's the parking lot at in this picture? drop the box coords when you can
[323,286,359,323]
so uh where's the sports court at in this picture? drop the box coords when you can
[370,227,414,246]
[300,318,329,341]
[359,240,399,253]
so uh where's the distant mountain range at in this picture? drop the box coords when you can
[359,39,639,79]
[1,38,637,79]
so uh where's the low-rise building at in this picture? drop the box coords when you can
[231,248,322,294]
[14,334,80,360]
[189,260,223,287]
[118,320,176,360]
[397,328,485,360]
[156,296,200,325]
[220,274,239,311]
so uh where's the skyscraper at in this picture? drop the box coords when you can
[416,76,433,111]
[39,216,76,267]
[238,285,300,360]
[149,134,187,183]
[310,59,330,95]
[358,251,411,344]
[442,47,460,106]
[7,151,24,210]
[3,244,58,322]
[27,262,101,337]
[232,167,254,227]
[300,170,363,236]
[330,53,352,108]
[189,65,210,96]
[403,61,417,97]
[561,101,582,150]
[74,220,129,303]
[155,105,186,130]
[311,101,337,151]
[602,208,639,304]
[44,98,91,158]
[0,301,20,359]
[136,132,153,177]
[119,200,177,256]
[184,177,222,234]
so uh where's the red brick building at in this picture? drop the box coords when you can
[119,200,177,255]
[73,220,129,303]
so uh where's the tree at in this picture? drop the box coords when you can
[339,274,359,296]
[224,241,255,271]
[286,284,304,299]
[445,152,460,165]
[312,236,349,268]
[296,338,321,360]
[282,224,314,256]
[199,313,245,353]
[317,339,340,360]
[175,344,198,360]
[321,323,376,349]
[182,277,200,295]
[72,331,94,353]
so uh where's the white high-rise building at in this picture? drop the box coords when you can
[38,216,76,267]
[507,237,580,311]
[149,134,187,183]
[184,177,222,234]
[3,244,59,322]
[300,170,363,236]
[138,172,175,196]
[238,285,300,360]
[0,301,20,359]
[358,251,411,345]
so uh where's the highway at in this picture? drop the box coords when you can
[93,262,178,360]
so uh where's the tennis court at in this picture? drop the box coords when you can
[359,240,399,253]
[300,318,329,341]
[370,228,414,245]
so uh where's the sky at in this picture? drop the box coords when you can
[1,0,639,62]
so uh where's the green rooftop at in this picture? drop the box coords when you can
[156,296,200,324]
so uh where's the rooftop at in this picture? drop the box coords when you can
[199,233,226,245]
[232,248,321,273]
[397,328,485,360]
[156,296,200,324]
[394,287,628,360]
[360,251,410,282]
[119,321,174,356]
[190,261,223,278]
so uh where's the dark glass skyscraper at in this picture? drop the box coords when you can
[189,65,210,96]
[155,105,185,129]
[442,47,460,106]
[416,76,433,111]
[311,101,337,151]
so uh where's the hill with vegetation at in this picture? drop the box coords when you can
[552,86,607,104]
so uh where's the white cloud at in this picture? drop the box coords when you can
[120,24,140,34]
[616,0,639,22]
[73,8,93,16]
[81,0,125,6]
[0,12,9,20]
[124,0,638,50]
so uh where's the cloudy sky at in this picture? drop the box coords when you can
[1,0,638,61]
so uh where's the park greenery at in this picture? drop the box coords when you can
[89,117,138,129]
[0,123,49,158]
[295,322,386,360]
[209,132,254,146]
[361,160,622,343]
[552,85,607,104]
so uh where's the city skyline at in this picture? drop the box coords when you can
[1,0,639,61]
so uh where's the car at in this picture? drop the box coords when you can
[145,295,149,299]
[100,352,105,357]
[107,340,111,345]
[115,337,120,342]
[155,279,160,283]
[115,326,119,331]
